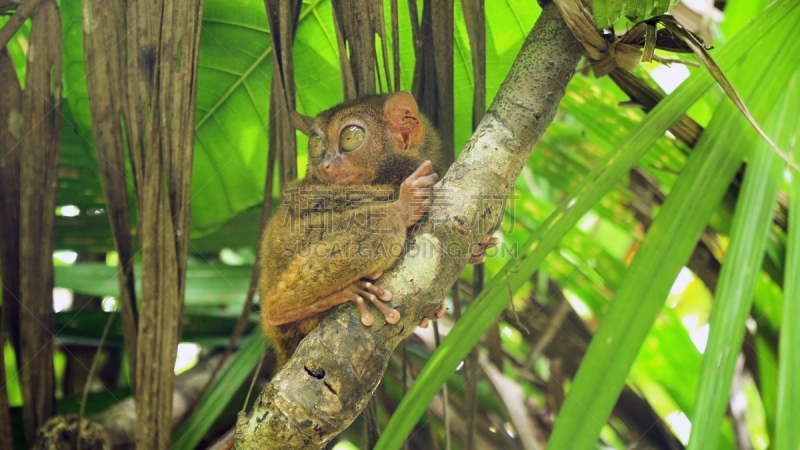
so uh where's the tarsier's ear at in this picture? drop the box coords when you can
[383,91,424,150]
[290,111,314,136]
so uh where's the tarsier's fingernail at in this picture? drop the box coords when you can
[385,309,400,324]
[436,307,447,318]
[361,312,375,326]
[355,297,375,326]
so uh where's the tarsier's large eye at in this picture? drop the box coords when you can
[339,125,365,152]
[308,134,325,158]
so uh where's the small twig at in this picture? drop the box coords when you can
[728,354,753,450]
[401,341,409,450]
[526,297,572,365]
[193,262,259,410]
[0,0,22,15]
[0,0,43,50]
[506,275,529,334]
[206,426,236,450]
[465,267,482,450]
[390,0,400,92]
[432,321,450,450]
[77,310,116,450]
[195,142,275,412]
[205,350,264,450]
[652,54,700,67]
[243,351,266,411]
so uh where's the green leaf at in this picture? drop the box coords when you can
[687,75,792,450]
[55,310,256,347]
[61,0,93,135]
[552,6,800,448]
[55,263,252,308]
[593,0,681,29]
[770,72,800,450]
[191,0,273,235]
[719,0,774,38]
[0,13,30,85]
[658,15,796,171]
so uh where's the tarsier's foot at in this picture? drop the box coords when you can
[469,235,500,264]
[395,160,438,228]
[419,298,448,328]
[348,271,400,326]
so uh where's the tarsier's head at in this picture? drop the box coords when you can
[293,91,441,186]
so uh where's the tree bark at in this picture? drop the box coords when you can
[81,0,140,381]
[18,1,62,442]
[122,1,204,447]
[235,3,582,448]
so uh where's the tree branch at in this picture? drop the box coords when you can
[236,3,582,448]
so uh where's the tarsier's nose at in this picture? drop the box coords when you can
[319,161,335,179]
[319,162,332,177]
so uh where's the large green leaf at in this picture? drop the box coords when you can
[0,13,30,84]
[593,0,682,29]
[775,74,800,450]
[55,310,256,347]
[55,263,252,308]
[551,4,800,448]
[191,0,273,235]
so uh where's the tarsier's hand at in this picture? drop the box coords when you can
[418,299,447,328]
[417,235,499,329]
[348,271,399,326]
[352,162,438,327]
[394,160,438,228]
[469,235,500,264]
[417,235,498,328]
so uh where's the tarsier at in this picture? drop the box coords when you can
[259,91,493,365]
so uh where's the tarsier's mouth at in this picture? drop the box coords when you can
[325,173,357,185]
[324,171,375,186]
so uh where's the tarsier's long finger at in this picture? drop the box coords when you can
[408,160,433,179]
[418,299,447,328]
[365,293,400,324]
[469,236,500,264]
[482,236,500,248]
[352,285,399,324]
[435,300,447,318]
[354,296,375,326]
[410,173,438,188]
[471,236,499,255]
[364,270,383,280]
[468,253,486,264]
[355,280,392,301]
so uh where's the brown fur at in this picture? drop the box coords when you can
[259,92,443,365]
